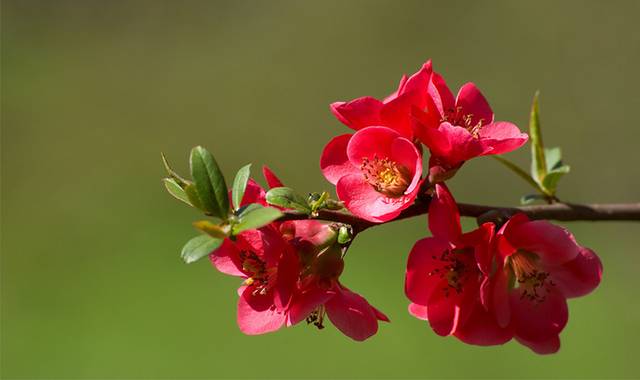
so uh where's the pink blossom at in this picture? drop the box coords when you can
[489,213,603,354]
[330,61,432,139]
[320,126,422,222]
[412,69,528,171]
[405,184,511,345]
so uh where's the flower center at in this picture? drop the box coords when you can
[508,250,555,303]
[306,304,326,330]
[360,156,411,197]
[240,250,276,296]
[442,106,484,137]
[428,248,476,298]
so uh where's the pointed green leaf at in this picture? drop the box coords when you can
[529,92,547,184]
[161,153,188,186]
[163,178,192,206]
[542,165,570,193]
[181,234,223,264]
[265,187,311,213]
[232,205,283,234]
[184,183,204,210]
[232,164,252,211]
[492,156,544,193]
[544,147,563,171]
[189,146,229,219]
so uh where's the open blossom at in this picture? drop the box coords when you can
[412,68,528,173]
[212,226,300,335]
[330,61,432,139]
[405,184,512,345]
[320,126,422,222]
[489,213,603,354]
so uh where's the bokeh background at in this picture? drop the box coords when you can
[2,0,640,378]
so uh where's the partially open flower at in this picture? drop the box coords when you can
[320,126,422,222]
[330,61,432,139]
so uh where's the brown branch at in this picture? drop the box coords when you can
[279,200,640,233]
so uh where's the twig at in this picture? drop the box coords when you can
[279,200,640,234]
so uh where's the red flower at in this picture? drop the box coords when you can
[330,61,432,139]
[320,126,422,222]
[212,226,300,335]
[489,213,603,354]
[412,69,528,170]
[405,184,511,345]
[283,221,390,341]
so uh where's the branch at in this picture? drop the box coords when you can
[279,200,640,233]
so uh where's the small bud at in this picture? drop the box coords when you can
[337,225,352,245]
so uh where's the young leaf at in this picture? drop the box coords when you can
[193,220,229,239]
[544,147,563,171]
[492,156,544,193]
[232,164,251,210]
[542,165,570,194]
[184,183,204,210]
[232,205,283,234]
[190,146,230,219]
[529,92,548,184]
[265,187,311,213]
[181,234,223,264]
[161,152,188,186]
[163,178,192,206]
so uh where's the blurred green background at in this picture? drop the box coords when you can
[2,0,639,378]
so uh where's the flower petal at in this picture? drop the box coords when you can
[262,165,284,188]
[426,289,460,336]
[478,121,528,156]
[390,136,422,193]
[237,289,286,335]
[507,219,581,266]
[209,238,245,277]
[516,335,561,355]
[552,247,603,298]
[346,126,400,167]
[427,71,455,116]
[320,134,358,185]
[454,302,513,346]
[325,286,379,341]
[408,303,429,321]
[510,287,568,342]
[330,97,384,130]
[405,237,451,305]
[428,184,462,242]
[455,82,494,126]
[336,173,412,222]
[286,284,334,326]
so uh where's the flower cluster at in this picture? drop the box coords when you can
[164,59,604,354]
[210,168,388,341]
[319,60,601,353]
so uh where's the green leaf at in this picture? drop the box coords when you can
[193,220,229,239]
[161,152,188,186]
[265,187,311,213]
[542,165,570,193]
[184,183,204,210]
[189,146,230,219]
[163,178,192,206]
[529,92,548,185]
[232,164,252,210]
[232,205,283,234]
[520,193,549,205]
[181,234,223,264]
[544,147,563,171]
[492,156,544,193]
